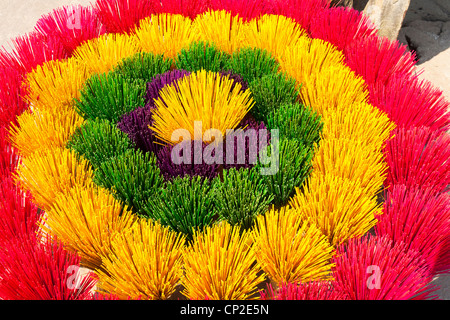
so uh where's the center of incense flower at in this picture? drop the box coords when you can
[117,69,270,181]
[149,69,255,146]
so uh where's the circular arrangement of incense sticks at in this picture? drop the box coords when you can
[0,0,449,300]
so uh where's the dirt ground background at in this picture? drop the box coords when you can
[0,0,448,300]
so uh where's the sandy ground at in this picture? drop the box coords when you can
[0,0,93,49]
[0,0,449,300]
[419,49,450,101]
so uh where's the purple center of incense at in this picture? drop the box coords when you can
[117,69,264,181]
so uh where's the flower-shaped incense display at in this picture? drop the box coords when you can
[0,0,449,300]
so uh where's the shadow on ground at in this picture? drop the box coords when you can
[398,0,450,64]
